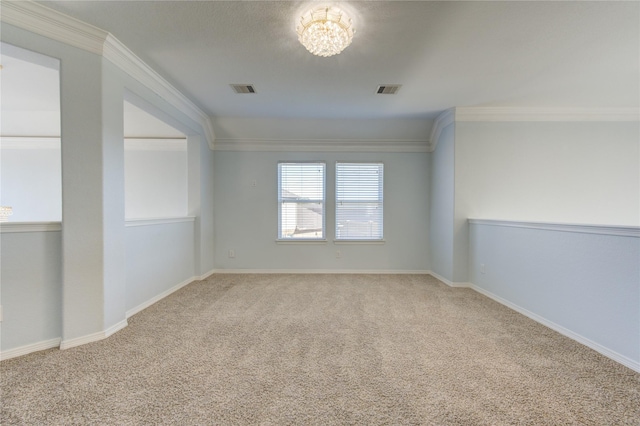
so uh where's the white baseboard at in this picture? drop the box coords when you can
[198,268,216,280]
[470,284,640,374]
[0,338,61,361]
[60,319,128,350]
[126,276,196,318]
[60,330,104,350]
[427,271,471,288]
[211,269,431,274]
[105,319,128,338]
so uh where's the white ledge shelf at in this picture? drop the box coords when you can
[0,222,62,233]
[468,219,640,238]
[125,217,196,227]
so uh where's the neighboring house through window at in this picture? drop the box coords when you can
[336,162,384,240]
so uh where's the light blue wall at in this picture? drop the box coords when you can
[0,231,62,352]
[125,222,195,314]
[469,222,640,370]
[214,151,429,271]
[428,124,454,281]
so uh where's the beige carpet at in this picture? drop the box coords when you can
[1,274,639,425]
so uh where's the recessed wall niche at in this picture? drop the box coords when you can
[123,101,188,219]
[0,43,61,222]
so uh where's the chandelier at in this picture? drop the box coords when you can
[297,6,355,57]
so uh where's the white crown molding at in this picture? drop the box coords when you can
[470,284,639,373]
[455,107,640,122]
[125,216,196,227]
[468,218,640,238]
[2,0,216,150]
[1,0,107,54]
[0,222,62,233]
[213,138,429,153]
[102,34,216,149]
[0,338,61,361]
[427,109,455,152]
[0,137,61,149]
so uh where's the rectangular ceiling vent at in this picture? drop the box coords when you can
[231,84,256,94]
[376,85,401,95]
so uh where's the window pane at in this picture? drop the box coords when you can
[336,163,383,240]
[278,163,325,239]
[280,201,324,239]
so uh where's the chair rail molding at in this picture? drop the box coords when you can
[0,222,62,233]
[468,219,640,238]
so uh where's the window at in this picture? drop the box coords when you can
[336,162,384,240]
[278,162,326,239]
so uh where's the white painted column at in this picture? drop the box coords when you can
[60,53,127,347]
[188,134,202,276]
[101,60,127,333]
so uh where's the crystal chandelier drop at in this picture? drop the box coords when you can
[297,6,355,57]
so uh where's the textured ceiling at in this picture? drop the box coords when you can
[38,0,639,122]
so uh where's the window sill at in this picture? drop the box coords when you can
[276,239,328,244]
[334,239,386,245]
[125,217,195,227]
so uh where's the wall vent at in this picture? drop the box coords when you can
[231,84,256,94]
[376,85,401,95]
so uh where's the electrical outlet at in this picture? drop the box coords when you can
[0,305,3,322]
[336,250,341,259]
[228,249,235,258]
[480,264,486,274]
[251,179,257,187]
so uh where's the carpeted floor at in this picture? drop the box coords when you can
[1,274,639,425]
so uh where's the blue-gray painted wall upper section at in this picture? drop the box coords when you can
[214,151,429,271]
[0,231,62,352]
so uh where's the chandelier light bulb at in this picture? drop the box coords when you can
[297,6,355,57]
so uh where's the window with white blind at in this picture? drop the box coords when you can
[336,162,384,240]
[278,162,326,240]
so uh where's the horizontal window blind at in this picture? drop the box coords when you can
[336,162,383,240]
[278,162,325,239]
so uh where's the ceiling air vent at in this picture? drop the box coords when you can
[231,84,256,94]
[376,85,401,95]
